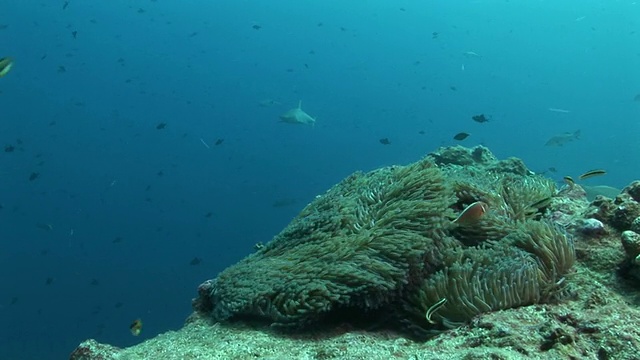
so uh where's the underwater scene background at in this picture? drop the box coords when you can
[0,1,638,359]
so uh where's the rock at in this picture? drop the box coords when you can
[69,339,120,360]
[620,230,640,260]
[631,217,640,233]
[590,190,640,231]
[578,218,606,236]
[623,180,640,203]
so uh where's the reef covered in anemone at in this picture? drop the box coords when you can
[192,145,574,339]
[70,146,640,360]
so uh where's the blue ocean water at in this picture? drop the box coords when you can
[0,1,638,358]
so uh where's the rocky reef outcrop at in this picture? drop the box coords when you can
[193,146,575,339]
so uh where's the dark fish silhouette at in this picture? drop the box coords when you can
[379,138,391,145]
[472,114,489,123]
[189,257,202,266]
[156,122,166,129]
[453,132,470,141]
[214,138,224,146]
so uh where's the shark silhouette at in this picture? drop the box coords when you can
[279,101,316,126]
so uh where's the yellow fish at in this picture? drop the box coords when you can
[0,57,13,77]
[129,318,143,336]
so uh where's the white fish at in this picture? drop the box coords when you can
[199,138,210,149]
[548,108,571,113]
[279,101,316,126]
[463,51,482,58]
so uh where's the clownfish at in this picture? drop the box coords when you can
[452,201,488,226]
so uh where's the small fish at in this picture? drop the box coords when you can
[45,277,54,285]
[199,138,210,149]
[563,176,575,188]
[258,99,281,107]
[471,114,489,123]
[189,257,202,266]
[156,122,166,129]
[425,298,447,324]
[214,138,224,146]
[463,51,482,58]
[453,201,488,225]
[71,30,77,39]
[57,65,66,73]
[528,197,553,210]
[544,130,580,146]
[0,57,14,77]
[579,169,606,180]
[29,172,40,181]
[379,138,391,145]
[62,1,69,10]
[453,132,470,141]
[129,319,143,336]
[547,108,571,113]
[36,223,53,231]
[252,24,262,30]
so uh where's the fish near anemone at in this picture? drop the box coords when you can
[452,201,488,225]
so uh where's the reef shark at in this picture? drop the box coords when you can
[279,101,316,126]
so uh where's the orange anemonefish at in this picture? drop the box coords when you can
[452,201,488,225]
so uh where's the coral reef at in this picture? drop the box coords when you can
[69,145,640,360]
[587,180,640,284]
[194,145,575,338]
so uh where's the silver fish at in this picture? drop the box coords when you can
[544,130,580,146]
